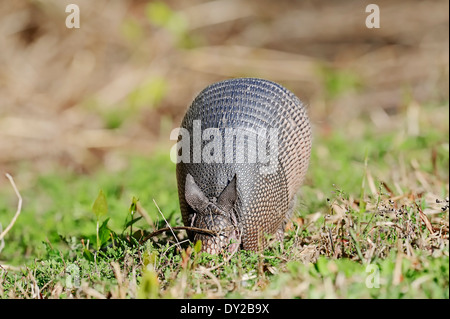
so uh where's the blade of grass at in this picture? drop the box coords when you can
[0,174,23,242]
[153,199,181,251]
[349,227,365,264]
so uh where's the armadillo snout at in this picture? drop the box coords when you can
[194,232,239,254]
[193,213,241,254]
[184,173,241,253]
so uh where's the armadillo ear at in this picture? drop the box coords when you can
[185,174,210,212]
[217,175,237,212]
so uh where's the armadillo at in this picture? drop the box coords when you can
[175,78,311,254]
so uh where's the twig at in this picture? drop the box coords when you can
[162,239,191,258]
[0,174,23,241]
[0,223,4,252]
[142,226,219,242]
[153,199,181,250]
[197,266,223,295]
[111,262,125,299]
[81,284,107,299]
[0,263,21,271]
[381,181,394,197]
[328,227,335,255]
[416,202,435,234]
[136,201,154,229]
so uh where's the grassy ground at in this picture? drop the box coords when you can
[0,102,448,299]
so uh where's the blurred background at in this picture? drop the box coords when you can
[0,0,448,175]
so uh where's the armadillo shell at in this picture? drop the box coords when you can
[176,78,311,251]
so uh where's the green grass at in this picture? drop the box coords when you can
[0,105,448,299]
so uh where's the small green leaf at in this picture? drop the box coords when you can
[92,189,108,220]
[143,251,159,269]
[315,257,330,276]
[98,218,112,247]
[145,1,173,27]
[138,266,160,299]
[83,248,95,262]
[125,216,143,229]
[129,196,138,215]
[286,261,302,277]
[194,240,202,254]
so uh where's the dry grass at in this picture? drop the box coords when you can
[0,0,448,299]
